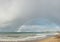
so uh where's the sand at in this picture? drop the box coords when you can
[38,36,60,42]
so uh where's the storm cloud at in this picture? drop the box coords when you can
[0,0,60,32]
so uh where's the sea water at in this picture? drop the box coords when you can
[0,32,57,41]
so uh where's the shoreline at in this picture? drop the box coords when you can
[0,35,54,42]
[38,35,60,42]
[0,33,58,42]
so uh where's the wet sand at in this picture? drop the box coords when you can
[38,36,60,42]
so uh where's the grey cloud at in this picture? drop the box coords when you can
[0,0,60,32]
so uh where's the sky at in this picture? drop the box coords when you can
[17,18,60,32]
[0,0,60,32]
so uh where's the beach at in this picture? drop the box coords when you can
[38,35,60,42]
[0,36,59,42]
[0,32,58,42]
[0,36,55,42]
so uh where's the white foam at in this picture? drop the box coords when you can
[53,33,59,35]
[18,33,60,41]
[16,34,47,41]
[0,33,56,41]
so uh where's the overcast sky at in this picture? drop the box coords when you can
[17,18,60,32]
[0,0,60,32]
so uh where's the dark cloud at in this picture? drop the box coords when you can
[0,0,60,32]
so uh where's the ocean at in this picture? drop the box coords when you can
[0,32,57,41]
